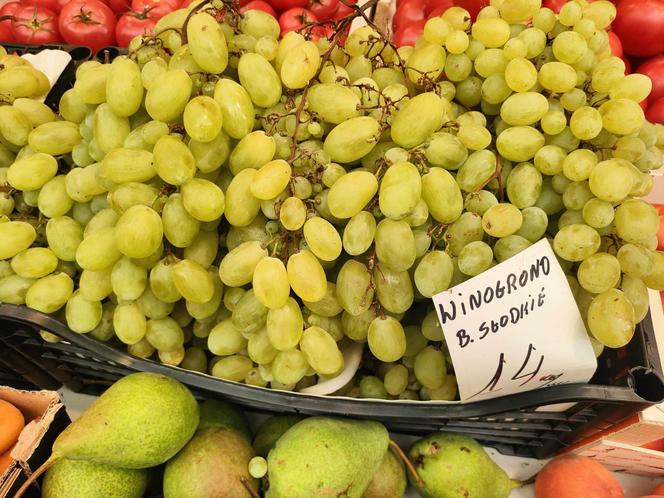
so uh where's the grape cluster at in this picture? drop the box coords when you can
[1,0,663,401]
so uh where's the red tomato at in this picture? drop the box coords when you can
[637,56,664,104]
[131,0,179,18]
[10,5,61,44]
[454,0,488,20]
[115,8,156,47]
[650,482,664,495]
[22,0,61,14]
[55,0,71,12]
[266,0,308,14]
[392,0,425,33]
[647,97,664,124]
[333,0,353,19]
[542,0,566,12]
[621,55,631,74]
[59,0,116,53]
[608,31,622,58]
[278,7,316,35]
[107,0,131,15]
[309,0,338,19]
[240,0,277,16]
[0,2,20,42]
[612,0,664,57]
[427,5,447,18]
[393,19,424,47]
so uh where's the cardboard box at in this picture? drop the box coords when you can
[0,387,69,498]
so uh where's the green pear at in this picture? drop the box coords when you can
[362,449,406,498]
[42,459,148,498]
[198,399,251,440]
[407,433,519,498]
[163,426,259,498]
[252,415,303,457]
[52,372,199,468]
[266,417,389,498]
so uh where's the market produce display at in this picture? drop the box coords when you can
[1,0,664,401]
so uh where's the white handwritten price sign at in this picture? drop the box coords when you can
[432,239,598,402]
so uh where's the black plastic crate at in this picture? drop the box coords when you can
[1,303,663,459]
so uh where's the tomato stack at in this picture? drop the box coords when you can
[0,0,186,50]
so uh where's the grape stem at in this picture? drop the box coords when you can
[240,477,260,498]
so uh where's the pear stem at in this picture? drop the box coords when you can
[240,476,260,498]
[388,439,424,489]
[13,455,58,498]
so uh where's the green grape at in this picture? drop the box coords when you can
[598,98,645,136]
[253,256,290,310]
[613,136,646,163]
[106,57,143,118]
[569,106,603,140]
[617,243,654,278]
[250,160,291,200]
[149,256,182,303]
[73,63,111,104]
[153,135,196,186]
[59,88,89,124]
[383,364,409,396]
[538,62,577,92]
[287,250,327,302]
[422,167,464,223]
[445,30,470,54]
[540,111,567,135]
[114,204,163,259]
[186,12,228,73]
[224,168,261,228]
[458,240,493,276]
[113,302,147,345]
[534,145,567,176]
[180,178,225,223]
[444,212,484,255]
[379,161,422,220]
[98,148,155,185]
[271,349,308,385]
[504,57,537,92]
[7,152,57,191]
[108,182,158,214]
[533,6,557,31]
[444,53,473,83]
[307,84,361,124]
[552,31,588,64]
[145,316,185,352]
[414,250,454,297]
[482,203,522,237]
[621,275,649,323]
[591,57,625,93]
[219,240,267,287]
[75,226,122,271]
[506,162,542,208]
[267,297,303,350]
[38,176,73,218]
[190,129,231,174]
[357,376,386,399]
[246,326,277,365]
[300,326,344,375]
[587,289,635,348]
[481,74,512,104]
[342,211,376,256]
[211,355,253,382]
[208,319,248,356]
[10,247,57,278]
[560,88,587,112]
[391,93,448,149]
[181,96,223,144]
[229,131,275,175]
[64,290,102,334]
[563,181,593,211]
[553,223,601,261]
[472,18,510,48]
[464,190,498,216]
[609,73,652,102]
[137,286,174,319]
[25,272,73,313]
[456,150,496,193]
[500,92,549,126]
[558,1,582,25]
[45,216,81,262]
[323,116,380,164]
[615,199,659,245]
[255,36,279,61]
[0,274,34,304]
[496,126,545,162]
[455,76,483,107]
[427,374,458,400]
[425,132,468,170]
[406,43,446,83]
[423,16,452,44]
[110,257,147,301]
[582,198,614,228]
[93,103,129,154]
[583,0,617,29]
[172,259,214,304]
[13,98,54,127]
[140,58,167,90]
[562,149,598,182]
[644,251,664,290]
[588,159,633,202]
[279,196,306,231]
[281,40,320,89]
[577,253,621,294]
[457,124,492,151]
[414,346,446,389]
[494,235,532,262]
[328,171,378,219]
[368,315,406,362]
[375,219,416,272]
[474,48,508,77]
[212,79,255,140]
[373,264,413,314]
[303,217,342,262]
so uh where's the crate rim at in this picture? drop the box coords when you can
[2,303,664,420]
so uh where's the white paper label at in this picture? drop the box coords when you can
[432,239,597,402]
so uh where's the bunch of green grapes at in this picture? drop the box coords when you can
[1,0,664,401]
